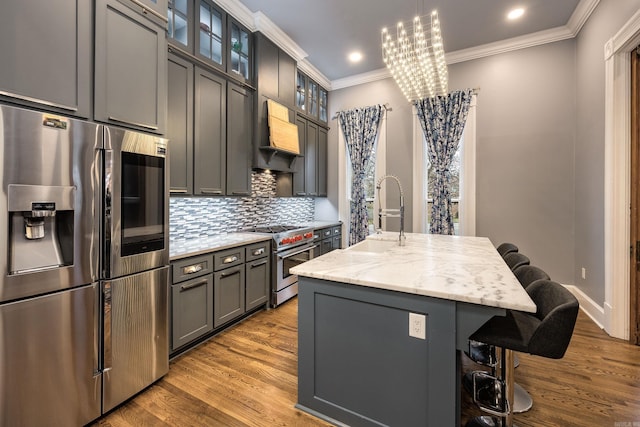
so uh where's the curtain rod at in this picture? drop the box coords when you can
[331,103,392,121]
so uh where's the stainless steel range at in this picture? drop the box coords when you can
[244,225,315,306]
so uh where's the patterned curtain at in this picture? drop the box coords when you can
[337,105,383,245]
[415,90,473,235]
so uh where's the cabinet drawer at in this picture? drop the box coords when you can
[172,254,214,283]
[214,247,244,271]
[246,241,270,261]
[320,227,332,239]
[331,225,342,236]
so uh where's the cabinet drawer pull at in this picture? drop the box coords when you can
[180,279,208,291]
[182,264,203,275]
[221,267,241,277]
[108,116,159,131]
[252,248,265,256]
[251,259,268,268]
[171,189,189,194]
[324,230,331,236]
[223,255,239,264]
[200,189,223,195]
[231,191,250,196]
[295,192,307,196]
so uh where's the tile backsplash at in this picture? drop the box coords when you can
[170,170,314,242]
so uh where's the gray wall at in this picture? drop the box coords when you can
[448,40,576,286]
[573,0,640,305]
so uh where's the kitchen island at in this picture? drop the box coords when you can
[290,232,536,427]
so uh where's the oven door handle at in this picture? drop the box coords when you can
[280,244,317,258]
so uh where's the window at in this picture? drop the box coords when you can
[413,96,476,236]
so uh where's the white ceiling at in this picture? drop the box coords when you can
[230,0,598,87]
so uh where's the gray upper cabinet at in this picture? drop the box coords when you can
[167,0,193,49]
[195,0,226,73]
[168,53,194,194]
[119,0,168,20]
[194,67,226,196]
[0,0,92,118]
[305,120,318,197]
[318,127,328,196]
[226,81,252,196]
[95,0,168,134]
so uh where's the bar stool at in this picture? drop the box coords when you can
[465,280,579,427]
[514,265,550,289]
[503,252,530,272]
[496,243,518,258]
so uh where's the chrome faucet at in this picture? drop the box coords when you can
[375,174,406,246]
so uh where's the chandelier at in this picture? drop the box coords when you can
[381,10,448,102]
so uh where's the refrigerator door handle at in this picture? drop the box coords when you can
[103,281,112,372]
[93,283,101,377]
[103,148,113,279]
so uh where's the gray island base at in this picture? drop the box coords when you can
[291,232,536,426]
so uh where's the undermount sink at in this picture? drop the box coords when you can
[346,239,399,253]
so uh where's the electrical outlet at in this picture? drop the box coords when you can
[409,313,426,340]
[581,267,586,280]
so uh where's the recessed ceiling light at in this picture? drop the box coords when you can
[348,51,363,63]
[507,8,525,20]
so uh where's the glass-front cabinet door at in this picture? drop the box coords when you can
[197,0,225,70]
[308,79,318,118]
[319,87,328,122]
[229,19,251,83]
[167,0,190,48]
[296,70,306,112]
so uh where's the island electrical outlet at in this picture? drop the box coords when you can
[409,313,426,340]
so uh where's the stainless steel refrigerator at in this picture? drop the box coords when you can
[0,104,169,426]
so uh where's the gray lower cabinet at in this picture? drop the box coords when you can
[316,224,342,255]
[213,247,245,328]
[95,0,167,134]
[0,0,92,118]
[245,241,270,310]
[194,67,226,195]
[171,254,214,352]
[170,241,270,354]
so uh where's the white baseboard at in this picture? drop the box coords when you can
[563,284,605,330]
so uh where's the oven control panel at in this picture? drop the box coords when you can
[279,232,314,247]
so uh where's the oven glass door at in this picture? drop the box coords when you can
[281,245,313,282]
[121,152,165,256]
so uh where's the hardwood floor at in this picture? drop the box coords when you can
[94,299,640,426]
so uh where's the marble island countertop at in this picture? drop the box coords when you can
[291,231,536,313]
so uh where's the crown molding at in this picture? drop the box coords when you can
[567,0,600,35]
[333,0,600,89]
[220,0,599,92]
[332,68,391,91]
[214,0,255,31]
[445,25,575,64]
[297,59,332,91]
[253,11,308,61]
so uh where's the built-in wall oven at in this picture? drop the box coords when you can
[274,241,314,306]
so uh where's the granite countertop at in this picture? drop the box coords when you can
[291,231,536,313]
[170,233,272,261]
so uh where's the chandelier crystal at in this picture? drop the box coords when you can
[382,10,448,102]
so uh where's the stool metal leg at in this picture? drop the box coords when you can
[504,349,515,427]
